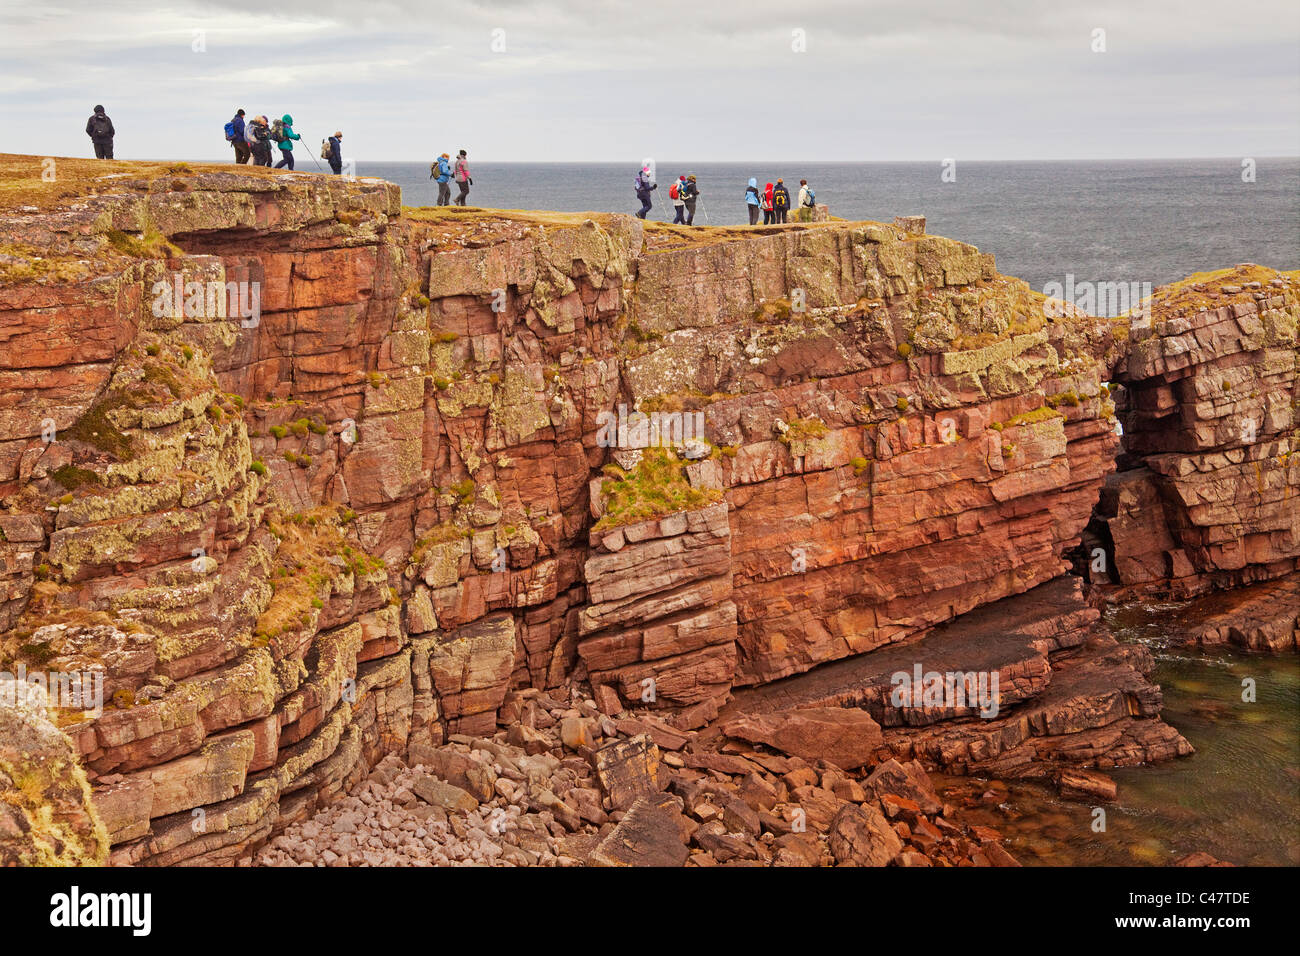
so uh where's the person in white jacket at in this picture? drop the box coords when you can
[797,179,815,221]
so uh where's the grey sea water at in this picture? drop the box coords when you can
[357,159,1300,291]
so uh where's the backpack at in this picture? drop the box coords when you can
[270,118,285,143]
[89,114,112,137]
[668,182,679,200]
[224,120,237,142]
[804,188,815,206]
[321,139,331,159]
[774,189,788,209]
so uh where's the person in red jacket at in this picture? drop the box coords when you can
[762,182,775,225]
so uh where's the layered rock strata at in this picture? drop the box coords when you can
[0,157,1277,864]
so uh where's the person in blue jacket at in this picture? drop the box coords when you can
[745,177,761,225]
[430,153,453,205]
[274,114,301,169]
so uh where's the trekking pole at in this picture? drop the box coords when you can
[700,197,711,225]
[305,135,325,172]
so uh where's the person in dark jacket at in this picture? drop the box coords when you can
[772,179,791,224]
[680,174,700,225]
[327,132,343,174]
[230,110,250,164]
[274,114,301,169]
[634,165,655,219]
[246,115,272,166]
[85,105,115,159]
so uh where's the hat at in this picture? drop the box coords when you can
[688,174,696,181]
[93,104,104,112]
[335,131,343,137]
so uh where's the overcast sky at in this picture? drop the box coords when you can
[2,0,1297,162]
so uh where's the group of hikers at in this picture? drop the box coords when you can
[746,177,816,224]
[83,104,345,175]
[635,166,818,226]
[225,109,343,174]
[428,151,474,205]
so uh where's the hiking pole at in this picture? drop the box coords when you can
[699,197,711,225]
[304,135,325,172]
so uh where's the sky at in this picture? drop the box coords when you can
[1,0,1298,162]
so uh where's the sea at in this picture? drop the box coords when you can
[356,158,1300,291]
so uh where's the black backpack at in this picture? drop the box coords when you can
[89,114,112,137]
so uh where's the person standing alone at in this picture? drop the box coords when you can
[85,105,115,159]
[454,150,473,205]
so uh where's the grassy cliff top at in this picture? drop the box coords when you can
[0,152,305,213]
[402,202,880,252]
[1147,263,1299,316]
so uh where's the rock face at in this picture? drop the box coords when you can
[1092,266,1300,596]
[0,157,1272,865]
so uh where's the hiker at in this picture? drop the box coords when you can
[634,164,656,219]
[85,105,115,159]
[680,174,700,225]
[670,174,687,224]
[762,182,775,224]
[273,114,301,169]
[430,153,453,205]
[745,177,761,225]
[327,132,343,174]
[773,179,791,223]
[227,110,250,164]
[453,150,473,205]
[797,179,816,221]
[247,115,272,166]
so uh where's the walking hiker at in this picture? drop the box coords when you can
[797,179,816,221]
[247,115,272,166]
[454,150,473,205]
[634,164,656,219]
[226,109,250,164]
[273,114,301,169]
[762,182,775,225]
[85,105,115,159]
[670,174,687,224]
[430,153,453,205]
[680,174,700,225]
[326,132,343,174]
[745,177,761,225]
[773,179,791,223]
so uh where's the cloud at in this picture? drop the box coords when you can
[2,0,1296,161]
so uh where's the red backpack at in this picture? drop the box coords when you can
[668,182,679,200]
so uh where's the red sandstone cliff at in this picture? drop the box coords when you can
[0,156,1289,865]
